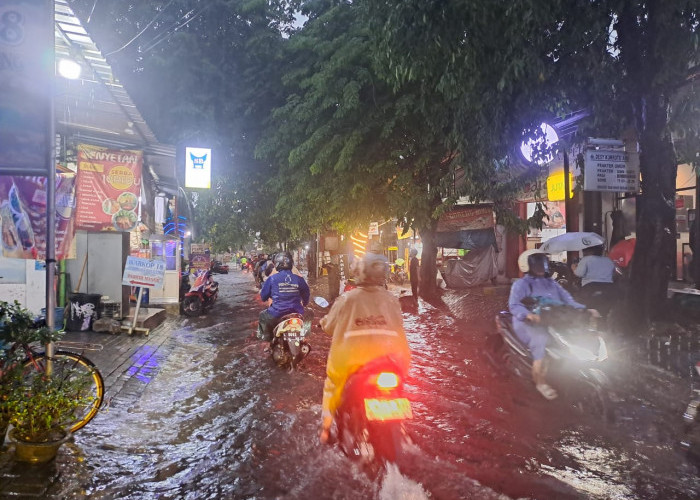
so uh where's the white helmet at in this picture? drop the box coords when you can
[518,249,546,274]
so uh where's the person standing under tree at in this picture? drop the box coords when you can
[409,248,420,304]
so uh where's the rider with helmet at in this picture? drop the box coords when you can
[257,251,310,342]
[318,251,411,443]
[509,250,591,400]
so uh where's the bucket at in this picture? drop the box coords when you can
[40,307,66,331]
[66,293,101,331]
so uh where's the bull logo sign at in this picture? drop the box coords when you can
[185,147,211,189]
[190,152,207,169]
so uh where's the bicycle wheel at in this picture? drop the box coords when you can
[23,350,104,433]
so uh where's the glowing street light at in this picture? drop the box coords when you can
[58,58,81,79]
[520,122,559,164]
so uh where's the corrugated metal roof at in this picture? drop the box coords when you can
[54,0,161,148]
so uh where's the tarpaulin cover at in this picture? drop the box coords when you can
[442,246,498,288]
[435,228,496,250]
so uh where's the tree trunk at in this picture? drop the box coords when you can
[627,96,677,326]
[419,222,439,298]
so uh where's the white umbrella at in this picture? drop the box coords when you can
[539,232,605,253]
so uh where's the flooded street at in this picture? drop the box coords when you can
[2,271,698,499]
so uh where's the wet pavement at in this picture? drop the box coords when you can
[0,271,698,499]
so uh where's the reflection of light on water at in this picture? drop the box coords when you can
[546,433,634,499]
[128,345,160,383]
[380,463,429,500]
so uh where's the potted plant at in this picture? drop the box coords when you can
[5,368,93,463]
[0,301,88,463]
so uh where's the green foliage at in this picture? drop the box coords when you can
[0,301,58,347]
[6,370,93,442]
[0,301,67,437]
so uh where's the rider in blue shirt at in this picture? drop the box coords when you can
[257,251,310,341]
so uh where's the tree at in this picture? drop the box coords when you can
[367,0,700,323]
[69,0,302,249]
[257,1,475,295]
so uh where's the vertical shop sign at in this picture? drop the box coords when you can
[75,144,142,231]
[185,147,211,189]
[0,174,77,259]
[0,0,52,176]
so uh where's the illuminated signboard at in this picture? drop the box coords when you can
[185,147,211,188]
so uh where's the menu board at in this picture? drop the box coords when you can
[75,144,142,231]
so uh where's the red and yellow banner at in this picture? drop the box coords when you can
[75,145,142,231]
[0,174,77,260]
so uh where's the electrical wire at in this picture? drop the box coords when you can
[139,4,210,54]
[87,0,98,23]
[103,0,175,57]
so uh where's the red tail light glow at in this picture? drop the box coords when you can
[376,372,399,389]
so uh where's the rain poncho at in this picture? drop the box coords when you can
[508,274,586,360]
[320,286,411,420]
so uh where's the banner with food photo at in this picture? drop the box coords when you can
[0,174,77,260]
[75,144,142,232]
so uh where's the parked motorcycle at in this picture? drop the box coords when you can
[491,305,613,421]
[682,360,700,461]
[182,270,219,316]
[333,356,413,468]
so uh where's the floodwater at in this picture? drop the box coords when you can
[3,272,699,499]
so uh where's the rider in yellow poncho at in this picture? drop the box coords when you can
[319,252,411,443]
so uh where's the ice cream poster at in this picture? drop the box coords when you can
[75,144,142,232]
[0,174,77,260]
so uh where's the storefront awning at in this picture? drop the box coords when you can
[54,0,159,149]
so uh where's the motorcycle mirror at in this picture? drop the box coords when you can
[314,297,329,308]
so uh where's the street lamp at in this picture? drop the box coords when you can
[57,58,81,79]
[520,123,559,164]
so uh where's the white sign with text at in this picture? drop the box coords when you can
[584,149,640,193]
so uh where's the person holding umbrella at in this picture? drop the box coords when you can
[572,245,616,317]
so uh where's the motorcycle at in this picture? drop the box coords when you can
[549,260,580,293]
[270,312,313,370]
[182,270,219,317]
[333,356,413,468]
[491,304,614,421]
[682,360,700,461]
[211,260,229,274]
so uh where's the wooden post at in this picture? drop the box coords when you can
[128,287,144,335]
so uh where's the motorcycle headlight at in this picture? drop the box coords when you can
[568,343,598,362]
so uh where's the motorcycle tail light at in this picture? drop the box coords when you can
[376,372,399,389]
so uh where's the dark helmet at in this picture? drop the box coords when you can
[527,252,550,277]
[274,251,294,271]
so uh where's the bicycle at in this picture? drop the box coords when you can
[1,305,104,434]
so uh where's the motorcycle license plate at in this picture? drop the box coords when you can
[285,329,302,338]
[364,398,412,421]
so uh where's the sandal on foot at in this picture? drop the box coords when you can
[536,383,558,400]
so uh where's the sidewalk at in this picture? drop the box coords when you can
[0,316,178,498]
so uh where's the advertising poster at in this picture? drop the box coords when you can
[190,243,210,270]
[0,174,77,259]
[0,0,52,175]
[75,144,142,232]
